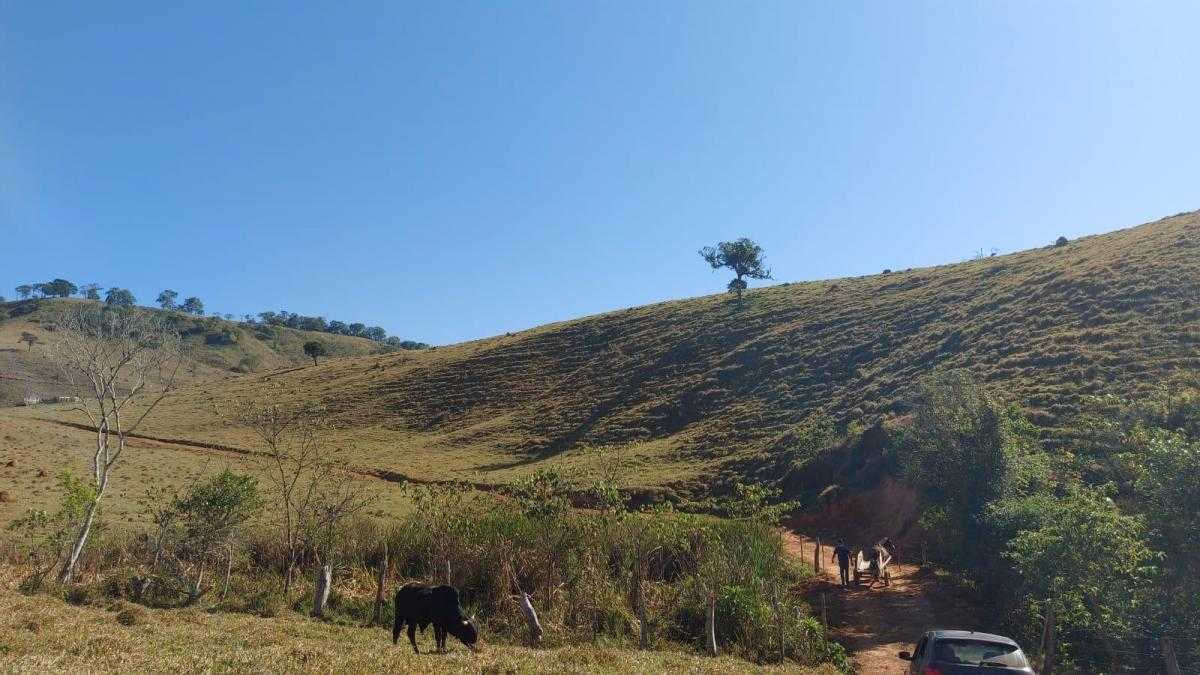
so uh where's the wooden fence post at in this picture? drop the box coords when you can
[1040,605,1056,674]
[312,563,332,618]
[1162,637,1181,675]
[814,537,821,573]
[517,592,544,647]
[372,542,389,624]
[820,592,828,628]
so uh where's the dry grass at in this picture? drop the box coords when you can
[3,211,1197,501]
[0,570,830,674]
[0,416,415,525]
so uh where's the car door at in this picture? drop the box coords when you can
[909,635,930,675]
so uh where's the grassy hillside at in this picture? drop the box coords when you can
[6,211,1198,500]
[0,299,391,405]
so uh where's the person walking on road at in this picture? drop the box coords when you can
[832,540,853,588]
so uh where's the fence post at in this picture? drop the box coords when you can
[1163,637,1182,675]
[814,537,822,573]
[372,542,389,624]
[1040,605,1056,674]
[820,592,828,628]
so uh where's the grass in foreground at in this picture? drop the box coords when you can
[0,574,835,674]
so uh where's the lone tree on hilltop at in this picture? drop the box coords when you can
[49,303,182,582]
[304,340,328,365]
[19,331,40,350]
[156,290,179,310]
[699,238,772,303]
[180,296,204,315]
[105,288,137,307]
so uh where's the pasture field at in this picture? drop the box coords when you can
[0,574,836,674]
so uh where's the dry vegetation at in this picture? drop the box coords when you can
[0,570,833,674]
[0,299,392,405]
[8,210,1193,501]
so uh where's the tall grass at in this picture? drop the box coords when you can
[1,484,848,670]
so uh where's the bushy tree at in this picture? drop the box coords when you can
[80,283,102,300]
[699,238,772,303]
[303,340,327,365]
[900,370,1042,568]
[1001,486,1155,671]
[104,287,137,306]
[15,284,34,299]
[180,296,204,315]
[43,279,78,298]
[145,469,262,604]
[19,331,40,350]
[156,289,179,310]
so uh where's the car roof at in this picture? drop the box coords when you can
[926,629,1020,646]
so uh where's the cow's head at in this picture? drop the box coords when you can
[450,615,479,651]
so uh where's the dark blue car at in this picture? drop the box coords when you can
[899,630,1035,674]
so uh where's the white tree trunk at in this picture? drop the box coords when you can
[312,564,332,618]
[59,497,101,583]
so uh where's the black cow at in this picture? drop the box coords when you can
[392,583,479,654]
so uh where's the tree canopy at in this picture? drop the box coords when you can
[104,288,137,307]
[156,290,178,309]
[303,340,328,365]
[699,238,772,302]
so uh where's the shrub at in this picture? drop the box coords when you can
[112,601,147,626]
[244,587,286,617]
[65,584,95,606]
[1055,236,1069,247]
[234,355,262,373]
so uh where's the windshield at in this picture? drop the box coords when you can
[932,639,1029,668]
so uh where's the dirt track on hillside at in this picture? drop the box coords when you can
[785,533,976,674]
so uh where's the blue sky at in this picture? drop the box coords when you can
[2,2,1197,344]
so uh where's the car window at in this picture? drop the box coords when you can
[913,636,928,658]
[931,639,1028,667]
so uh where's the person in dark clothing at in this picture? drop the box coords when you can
[832,540,853,587]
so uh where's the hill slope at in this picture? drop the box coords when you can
[9,211,1199,497]
[0,299,391,405]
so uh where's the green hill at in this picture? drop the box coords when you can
[14,210,1192,500]
[0,299,393,405]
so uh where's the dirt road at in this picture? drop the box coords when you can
[785,533,975,674]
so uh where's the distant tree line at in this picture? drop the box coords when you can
[8,280,428,350]
[250,311,428,349]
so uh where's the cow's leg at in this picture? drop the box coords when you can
[435,625,446,652]
[408,623,420,654]
[393,617,403,645]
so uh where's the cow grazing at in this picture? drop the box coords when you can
[392,584,479,654]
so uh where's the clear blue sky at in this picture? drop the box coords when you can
[2,2,1197,345]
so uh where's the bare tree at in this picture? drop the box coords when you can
[50,304,182,582]
[226,398,375,601]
